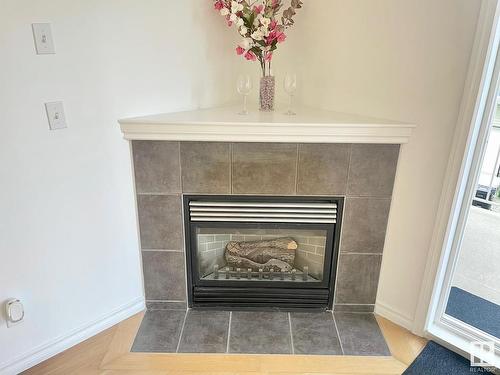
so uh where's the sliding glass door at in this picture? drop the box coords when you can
[425,1,500,369]
[446,118,500,340]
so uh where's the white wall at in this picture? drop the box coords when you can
[0,0,482,371]
[0,1,239,372]
[273,0,481,328]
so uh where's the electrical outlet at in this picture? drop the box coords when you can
[45,101,67,130]
[5,299,24,328]
[32,23,55,54]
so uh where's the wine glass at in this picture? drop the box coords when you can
[237,75,252,115]
[284,73,297,115]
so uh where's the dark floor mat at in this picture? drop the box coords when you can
[446,287,500,338]
[403,341,495,374]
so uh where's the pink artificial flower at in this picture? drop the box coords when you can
[272,0,280,9]
[244,51,257,61]
[253,4,264,14]
[269,19,277,30]
[266,30,286,45]
[265,51,273,62]
[214,1,224,11]
[276,32,286,43]
[266,30,277,45]
[226,15,233,27]
[236,46,245,55]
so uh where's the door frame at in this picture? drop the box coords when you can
[413,0,500,366]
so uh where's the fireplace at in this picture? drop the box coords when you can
[184,195,343,310]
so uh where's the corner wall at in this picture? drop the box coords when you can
[0,1,238,373]
[273,0,481,329]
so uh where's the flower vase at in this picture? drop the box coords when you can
[259,75,275,111]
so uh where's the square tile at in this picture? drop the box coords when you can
[146,301,187,311]
[131,310,186,353]
[341,197,391,253]
[142,251,186,301]
[180,142,230,193]
[290,312,342,355]
[132,141,181,194]
[334,313,390,356]
[232,143,297,195]
[178,310,229,353]
[335,254,382,304]
[229,311,292,354]
[297,144,350,195]
[137,195,183,250]
[334,304,375,313]
[347,144,399,197]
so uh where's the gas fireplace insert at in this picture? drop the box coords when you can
[184,195,343,310]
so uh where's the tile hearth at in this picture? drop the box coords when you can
[131,310,390,356]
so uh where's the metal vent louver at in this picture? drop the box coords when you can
[189,201,337,224]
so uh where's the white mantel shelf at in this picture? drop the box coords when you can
[119,105,415,144]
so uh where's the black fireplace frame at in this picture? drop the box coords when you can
[183,195,343,310]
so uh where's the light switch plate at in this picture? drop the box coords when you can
[45,101,67,130]
[32,23,55,54]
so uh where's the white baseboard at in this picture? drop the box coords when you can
[375,300,414,331]
[0,297,145,375]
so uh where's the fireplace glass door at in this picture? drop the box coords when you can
[184,196,342,309]
[194,226,329,283]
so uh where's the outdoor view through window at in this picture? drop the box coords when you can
[446,99,500,339]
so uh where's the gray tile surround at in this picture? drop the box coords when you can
[131,141,400,310]
[146,301,187,311]
[137,195,183,250]
[347,144,399,197]
[341,197,392,254]
[142,251,186,301]
[180,142,231,194]
[297,143,350,195]
[335,254,383,305]
[334,304,376,313]
[232,143,297,194]
[133,141,181,194]
[132,310,391,356]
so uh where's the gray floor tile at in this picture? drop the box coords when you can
[334,312,391,356]
[178,310,230,353]
[290,312,342,355]
[229,311,292,354]
[131,310,186,353]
